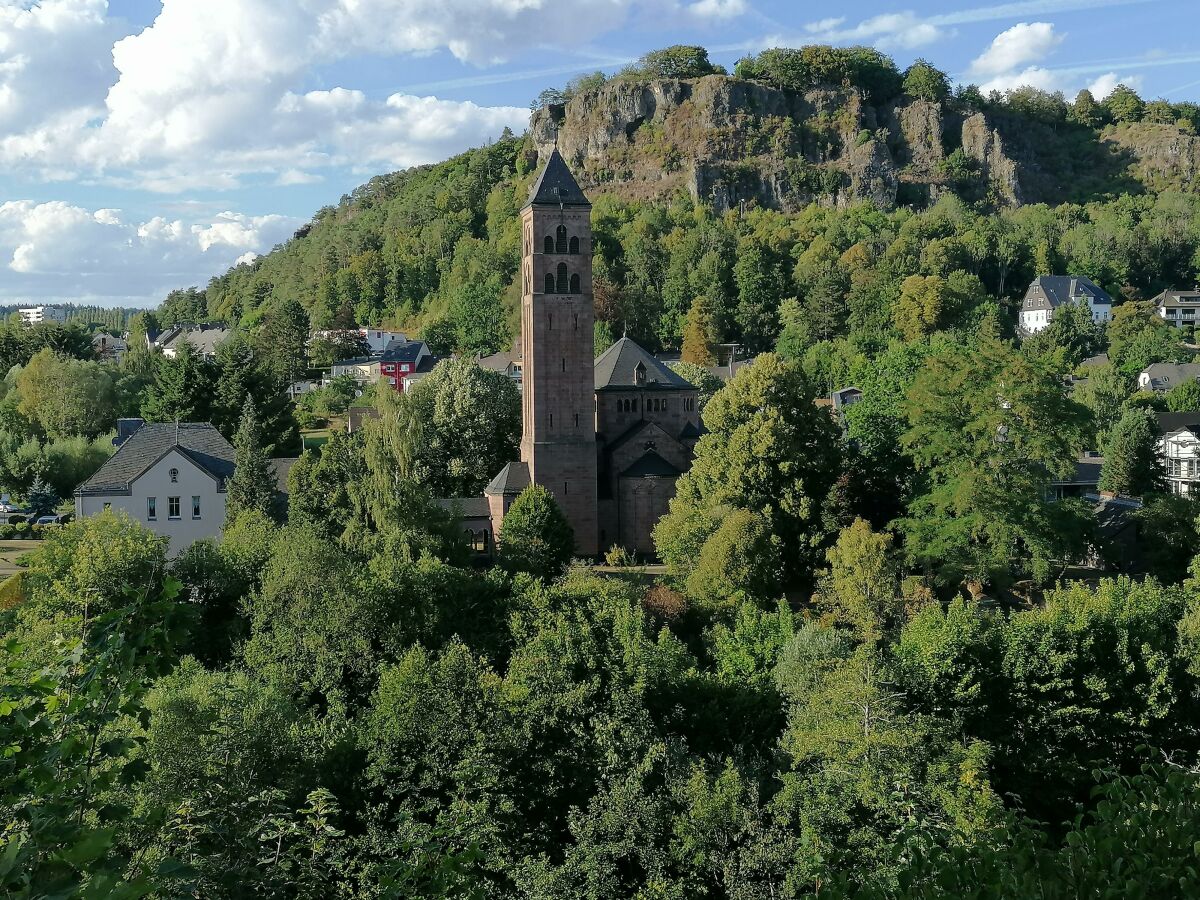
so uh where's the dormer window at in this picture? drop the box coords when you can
[635,362,647,386]
[169,468,179,483]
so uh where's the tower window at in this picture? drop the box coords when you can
[544,235,554,254]
[548,314,552,330]
[556,263,569,294]
[574,413,580,427]
[556,224,568,254]
[573,313,578,330]
[569,273,581,294]
[562,357,566,372]
[569,235,579,254]
[545,273,555,294]
[549,413,553,427]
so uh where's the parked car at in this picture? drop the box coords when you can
[34,515,61,527]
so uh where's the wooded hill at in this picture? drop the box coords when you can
[191,45,1200,358]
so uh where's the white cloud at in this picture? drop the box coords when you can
[687,0,746,20]
[970,22,1063,79]
[1087,72,1143,99]
[783,11,949,53]
[0,200,301,306]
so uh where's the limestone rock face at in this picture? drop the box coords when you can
[527,74,1199,212]
[961,113,1023,206]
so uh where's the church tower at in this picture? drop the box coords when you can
[518,150,599,556]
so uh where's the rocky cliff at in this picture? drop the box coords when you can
[530,74,1198,212]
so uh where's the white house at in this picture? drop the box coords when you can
[18,306,67,326]
[159,325,231,359]
[1152,288,1200,329]
[1155,412,1200,496]
[74,420,236,555]
[1019,276,1112,334]
[1137,363,1200,392]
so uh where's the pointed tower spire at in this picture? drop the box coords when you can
[525,148,589,209]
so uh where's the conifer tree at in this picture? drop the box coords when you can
[26,475,59,519]
[225,398,276,525]
[1100,407,1166,497]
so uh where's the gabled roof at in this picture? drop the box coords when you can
[1153,289,1200,308]
[525,148,590,208]
[621,450,682,479]
[1023,276,1112,308]
[484,461,530,496]
[163,325,231,356]
[435,497,492,518]
[381,340,427,363]
[1139,362,1200,391]
[595,338,695,391]
[1155,411,1200,436]
[76,423,236,496]
[679,420,703,440]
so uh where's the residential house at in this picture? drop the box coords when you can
[91,332,128,362]
[328,356,381,392]
[286,379,319,400]
[1152,289,1200,330]
[1155,412,1200,496]
[1049,452,1104,500]
[379,339,431,392]
[74,420,236,556]
[360,329,408,354]
[159,324,232,359]
[346,406,380,434]
[18,306,67,325]
[478,348,523,385]
[831,386,863,413]
[1137,362,1200,392]
[1018,276,1113,334]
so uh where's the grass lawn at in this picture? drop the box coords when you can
[0,540,39,578]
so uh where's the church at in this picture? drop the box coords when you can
[457,149,702,558]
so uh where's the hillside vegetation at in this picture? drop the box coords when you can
[188,45,1199,361]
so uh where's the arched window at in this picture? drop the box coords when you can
[544,235,554,254]
[556,263,569,294]
[545,273,555,294]
[555,225,568,254]
[569,235,580,254]
[169,468,179,483]
[569,273,581,294]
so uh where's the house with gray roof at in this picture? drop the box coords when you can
[1019,276,1112,335]
[1137,362,1200,392]
[160,324,232,359]
[1152,288,1200,329]
[74,420,236,555]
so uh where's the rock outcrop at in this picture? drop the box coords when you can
[529,74,1200,212]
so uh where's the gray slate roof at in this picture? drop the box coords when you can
[77,423,236,496]
[1140,363,1200,392]
[1023,276,1112,309]
[1153,289,1200,308]
[163,325,231,356]
[526,149,590,208]
[381,339,427,363]
[435,497,492,518]
[485,461,530,496]
[1155,412,1200,435]
[595,338,696,392]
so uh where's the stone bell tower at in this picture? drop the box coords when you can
[518,149,599,556]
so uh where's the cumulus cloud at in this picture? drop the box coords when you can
[0,200,301,306]
[0,0,629,190]
[969,22,1063,79]
[967,22,1141,97]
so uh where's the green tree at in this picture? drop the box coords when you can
[141,341,215,424]
[1099,407,1165,496]
[498,485,574,580]
[1104,83,1145,122]
[655,354,843,592]
[1068,88,1104,128]
[902,59,950,102]
[1164,377,1200,411]
[25,474,59,520]
[256,297,310,385]
[398,358,521,497]
[901,321,1092,585]
[667,361,724,411]
[14,348,117,439]
[815,518,902,645]
[225,398,276,524]
[1072,363,1131,448]
[681,295,718,365]
[627,45,720,79]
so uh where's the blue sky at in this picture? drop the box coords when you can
[1,0,1197,308]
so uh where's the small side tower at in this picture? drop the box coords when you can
[518,150,599,556]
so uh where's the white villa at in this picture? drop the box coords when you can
[1019,276,1112,334]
